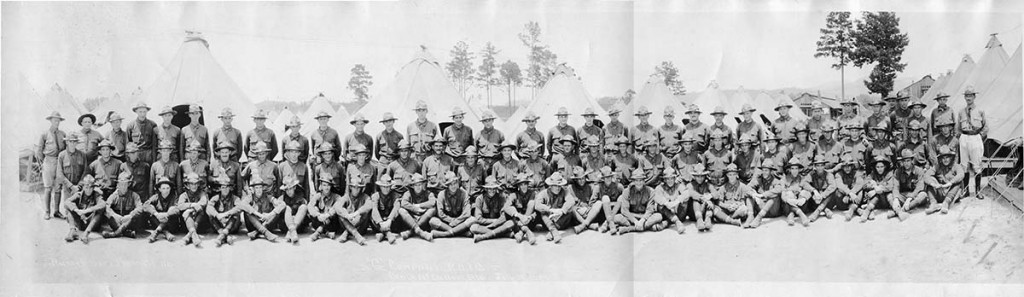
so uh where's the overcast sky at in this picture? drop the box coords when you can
[2,0,1021,101]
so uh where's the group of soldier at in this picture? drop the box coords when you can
[36,85,988,246]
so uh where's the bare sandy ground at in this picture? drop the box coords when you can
[2,187,1022,295]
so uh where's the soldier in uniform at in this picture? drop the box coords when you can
[150,140,180,198]
[548,107,578,156]
[899,120,930,168]
[470,176,515,243]
[407,100,438,162]
[375,112,404,162]
[923,146,966,214]
[807,101,834,134]
[652,167,688,234]
[569,168,602,234]
[211,108,244,162]
[88,140,123,195]
[475,110,502,149]
[671,134,704,184]
[207,174,243,247]
[458,146,487,198]
[278,173,308,244]
[387,140,421,183]
[39,111,68,219]
[840,124,870,168]
[704,130,734,179]
[778,157,810,227]
[864,99,889,141]
[342,114,374,162]
[370,175,403,244]
[177,173,209,247]
[657,106,683,149]
[629,106,658,152]
[928,92,957,143]
[446,108,474,163]
[683,105,711,153]
[520,142,549,189]
[121,143,151,201]
[733,134,761,183]
[515,111,546,159]
[55,132,86,219]
[834,154,866,221]
[868,122,897,166]
[957,87,988,199]
[761,132,791,168]
[240,174,282,242]
[307,173,342,242]
[772,101,800,144]
[422,135,454,194]
[578,107,604,147]
[711,164,758,227]
[905,99,928,137]
[887,92,912,135]
[310,110,342,165]
[549,135,583,180]
[182,105,210,161]
[789,123,817,163]
[336,174,372,245]
[816,122,842,171]
[211,141,242,196]
[62,175,105,244]
[430,172,476,239]
[633,138,661,187]
[398,174,436,241]
[746,159,782,228]
[505,174,538,244]
[244,109,279,161]
[346,144,377,196]
[534,172,576,243]
[580,136,606,173]
[803,154,838,222]
[101,172,145,238]
[858,155,898,222]
[930,117,959,166]
[278,140,310,206]
[155,106,182,163]
[143,177,179,243]
[105,112,128,162]
[708,106,735,148]
[613,169,664,234]
[736,103,765,143]
[126,102,158,164]
[280,116,310,163]
[77,113,104,164]
[603,107,629,146]
[180,140,209,194]
[836,98,863,139]
[892,149,926,219]
[612,136,640,184]
[492,141,524,188]
[242,141,280,195]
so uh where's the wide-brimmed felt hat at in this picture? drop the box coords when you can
[513,173,532,185]
[760,159,778,170]
[280,174,300,190]
[603,144,618,152]
[685,105,702,114]
[64,132,82,142]
[908,120,924,130]
[479,143,499,158]
[786,157,805,169]
[409,173,427,185]
[963,85,978,95]
[634,106,652,116]
[498,140,517,151]
[739,103,756,114]
[871,122,890,133]
[840,154,857,167]
[568,166,589,180]
[158,106,176,116]
[250,141,271,153]
[132,102,151,112]
[116,171,133,184]
[897,149,916,161]
[216,141,236,152]
[97,139,115,150]
[462,145,480,157]
[284,140,303,152]
[710,106,727,116]
[774,101,794,111]
[691,164,709,176]
[349,114,369,125]
[937,146,956,158]
[521,111,540,122]
[78,113,97,126]
[413,100,428,111]
[872,155,891,167]
[451,107,467,118]
[628,168,646,181]
[614,136,631,145]
[811,153,830,165]
[555,107,571,116]
[908,99,927,109]
[441,171,460,185]
[285,116,303,129]
[738,134,757,145]
[934,92,951,100]
[581,107,599,117]
[349,174,369,188]
[187,104,202,114]
[122,143,138,154]
[598,166,616,179]
[107,112,125,123]
[379,112,397,123]
[318,173,336,185]
[396,139,412,151]
[350,143,370,155]
[186,140,206,152]
[218,108,236,119]
[724,164,741,173]
[545,172,569,186]
[662,167,679,178]
[46,111,65,121]
[479,110,497,121]
[157,139,175,150]
[558,135,576,145]
[154,176,175,189]
[607,106,622,116]
[376,174,395,188]
[249,174,268,187]
[662,106,677,117]
[429,134,447,146]
[481,176,500,189]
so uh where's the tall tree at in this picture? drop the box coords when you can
[518,21,558,99]
[446,40,476,98]
[814,11,856,100]
[477,42,501,107]
[654,61,687,96]
[499,60,522,108]
[347,64,373,102]
[851,12,909,98]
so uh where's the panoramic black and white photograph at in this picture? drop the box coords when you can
[1,0,1023,296]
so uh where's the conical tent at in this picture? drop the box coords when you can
[138,33,258,132]
[728,87,755,124]
[922,55,976,112]
[977,44,1023,143]
[505,65,606,133]
[300,93,352,137]
[5,74,53,149]
[42,83,88,123]
[944,35,1010,113]
[748,92,778,128]
[358,48,491,137]
[689,82,737,129]
[772,92,808,122]
[621,75,688,127]
[270,107,296,137]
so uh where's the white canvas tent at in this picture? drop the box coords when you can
[504,64,606,133]
[943,35,1010,113]
[136,33,258,133]
[4,74,63,149]
[300,93,353,137]
[921,55,976,111]
[689,81,738,129]
[42,83,89,123]
[358,47,492,137]
[977,44,1023,143]
[728,87,755,124]
[270,107,297,137]
[621,75,689,127]
[748,92,778,128]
